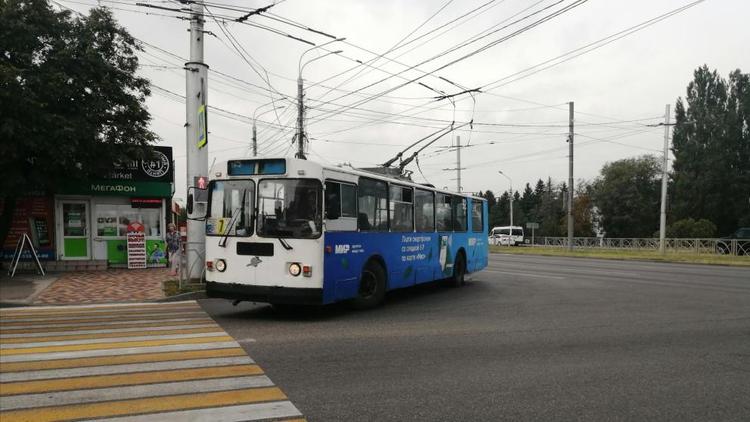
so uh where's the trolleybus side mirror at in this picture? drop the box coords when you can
[186,186,208,220]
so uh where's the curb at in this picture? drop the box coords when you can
[158,290,207,302]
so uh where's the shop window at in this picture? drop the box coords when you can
[96,204,119,236]
[96,203,162,237]
[415,189,435,232]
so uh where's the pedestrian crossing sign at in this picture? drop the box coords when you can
[197,104,207,149]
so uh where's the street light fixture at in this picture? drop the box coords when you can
[295,38,345,159]
[498,170,513,230]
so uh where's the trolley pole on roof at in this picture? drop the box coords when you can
[185,1,208,281]
[456,135,462,192]
[567,101,574,251]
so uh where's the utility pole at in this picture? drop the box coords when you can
[185,1,208,281]
[456,135,462,192]
[296,76,305,159]
[659,104,670,254]
[567,101,574,251]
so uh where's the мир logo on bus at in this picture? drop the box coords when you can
[334,244,350,254]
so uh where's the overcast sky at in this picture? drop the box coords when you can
[58,0,749,200]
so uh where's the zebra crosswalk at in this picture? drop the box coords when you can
[0,301,304,422]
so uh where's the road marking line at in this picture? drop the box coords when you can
[0,341,240,363]
[1,375,274,410]
[0,305,202,320]
[0,311,209,325]
[0,347,247,372]
[0,313,213,333]
[0,387,287,422]
[483,269,565,279]
[0,319,216,333]
[0,326,221,341]
[0,301,197,314]
[0,356,255,382]
[0,335,233,356]
[1,364,263,396]
[1,330,226,349]
[88,401,303,422]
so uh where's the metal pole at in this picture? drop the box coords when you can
[509,184,513,229]
[456,135,461,192]
[185,1,208,281]
[567,101,574,251]
[659,104,670,254]
[296,76,305,159]
[252,122,257,157]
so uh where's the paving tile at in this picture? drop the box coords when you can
[33,269,174,305]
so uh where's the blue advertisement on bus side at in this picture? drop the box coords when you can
[322,230,488,304]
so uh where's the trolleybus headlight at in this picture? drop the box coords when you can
[215,259,227,272]
[288,262,302,277]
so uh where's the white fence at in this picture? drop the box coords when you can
[535,237,749,256]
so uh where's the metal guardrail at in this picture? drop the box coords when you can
[534,237,749,256]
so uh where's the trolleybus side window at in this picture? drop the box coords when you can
[207,180,254,236]
[358,178,388,231]
[325,181,357,219]
[389,184,414,232]
[415,189,435,232]
[471,200,484,233]
[453,196,468,232]
[436,193,452,232]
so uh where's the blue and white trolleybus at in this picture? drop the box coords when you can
[203,157,488,308]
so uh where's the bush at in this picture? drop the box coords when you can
[665,218,717,238]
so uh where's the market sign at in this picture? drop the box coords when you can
[60,181,172,198]
[105,146,174,183]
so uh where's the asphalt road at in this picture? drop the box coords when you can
[199,254,750,421]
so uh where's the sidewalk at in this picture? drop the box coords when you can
[1,269,175,306]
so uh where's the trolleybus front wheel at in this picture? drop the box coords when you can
[351,260,386,309]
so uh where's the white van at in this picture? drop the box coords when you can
[490,226,524,246]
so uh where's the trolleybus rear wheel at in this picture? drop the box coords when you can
[448,253,466,288]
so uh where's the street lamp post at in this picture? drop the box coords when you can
[498,170,513,230]
[296,38,345,159]
[252,104,283,157]
[651,114,696,254]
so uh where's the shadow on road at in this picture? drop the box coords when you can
[204,278,487,322]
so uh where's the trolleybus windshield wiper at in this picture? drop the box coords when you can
[218,190,247,247]
[277,238,293,250]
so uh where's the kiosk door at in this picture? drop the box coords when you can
[58,200,91,259]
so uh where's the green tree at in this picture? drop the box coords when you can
[538,178,565,237]
[564,181,596,237]
[664,218,717,238]
[591,155,661,237]
[671,66,750,235]
[0,1,156,248]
